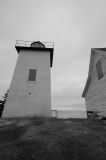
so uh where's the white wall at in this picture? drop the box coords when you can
[85,50,106,116]
[56,109,87,119]
[3,49,51,117]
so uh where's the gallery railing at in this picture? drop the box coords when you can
[15,40,54,48]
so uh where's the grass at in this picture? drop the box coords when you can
[0,117,106,160]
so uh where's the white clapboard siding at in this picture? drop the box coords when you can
[85,51,106,115]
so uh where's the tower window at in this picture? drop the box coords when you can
[96,60,103,80]
[28,69,36,81]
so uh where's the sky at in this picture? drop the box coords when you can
[0,0,106,110]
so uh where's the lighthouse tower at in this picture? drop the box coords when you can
[3,40,54,117]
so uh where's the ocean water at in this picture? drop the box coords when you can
[52,108,87,119]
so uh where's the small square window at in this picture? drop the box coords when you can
[96,60,103,80]
[28,69,36,81]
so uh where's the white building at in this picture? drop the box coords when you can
[3,40,54,117]
[82,48,106,117]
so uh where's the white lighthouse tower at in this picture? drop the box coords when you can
[3,40,54,117]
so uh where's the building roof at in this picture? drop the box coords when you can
[82,48,106,97]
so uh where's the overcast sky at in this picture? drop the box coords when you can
[0,0,106,109]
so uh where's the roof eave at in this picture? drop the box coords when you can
[82,50,95,98]
[82,76,91,97]
[15,46,54,67]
